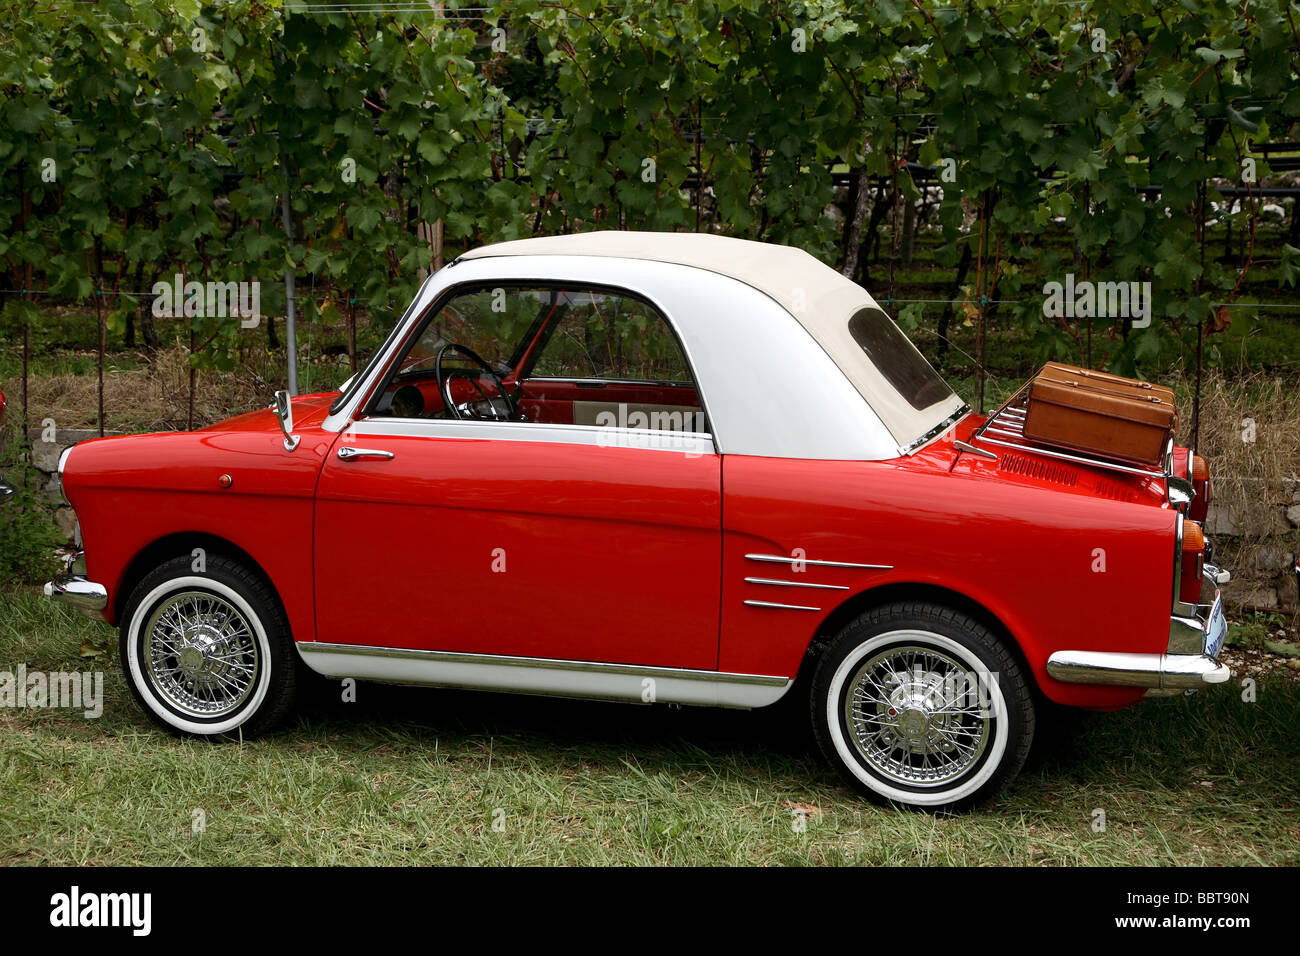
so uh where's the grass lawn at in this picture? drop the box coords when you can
[1,586,1297,866]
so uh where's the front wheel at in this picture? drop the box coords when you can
[810,602,1035,812]
[120,554,298,739]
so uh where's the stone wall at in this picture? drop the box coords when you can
[24,428,112,541]
[1205,479,1300,613]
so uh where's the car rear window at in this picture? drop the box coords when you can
[846,307,953,412]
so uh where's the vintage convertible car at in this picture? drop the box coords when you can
[45,232,1230,811]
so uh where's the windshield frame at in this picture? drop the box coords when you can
[328,276,436,416]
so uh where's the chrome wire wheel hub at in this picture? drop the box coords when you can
[844,643,995,788]
[144,591,259,720]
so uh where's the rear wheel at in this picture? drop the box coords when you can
[810,602,1034,812]
[119,554,298,739]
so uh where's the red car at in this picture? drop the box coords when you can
[46,233,1229,810]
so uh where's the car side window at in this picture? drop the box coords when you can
[529,291,695,385]
[395,286,538,376]
[367,284,707,435]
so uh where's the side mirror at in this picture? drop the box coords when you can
[274,390,300,451]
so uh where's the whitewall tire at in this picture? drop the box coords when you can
[119,554,298,739]
[811,602,1035,812]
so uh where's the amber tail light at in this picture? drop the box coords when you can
[1189,454,1211,522]
[1180,519,1205,606]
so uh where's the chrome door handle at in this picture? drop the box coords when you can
[337,446,395,461]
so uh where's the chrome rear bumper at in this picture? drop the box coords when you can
[1046,649,1230,690]
[43,551,108,619]
[1047,571,1231,693]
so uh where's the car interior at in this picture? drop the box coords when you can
[367,285,709,434]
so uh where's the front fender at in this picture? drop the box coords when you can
[62,416,338,644]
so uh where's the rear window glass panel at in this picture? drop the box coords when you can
[846,307,953,412]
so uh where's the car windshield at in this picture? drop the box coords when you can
[328,279,432,415]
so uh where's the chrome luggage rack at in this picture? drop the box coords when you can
[970,386,1169,480]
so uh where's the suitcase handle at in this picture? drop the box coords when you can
[1046,364,1157,388]
[1074,369,1154,389]
[1059,379,1168,404]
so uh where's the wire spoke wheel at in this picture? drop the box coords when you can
[143,590,260,720]
[843,642,994,788]
[813,605,1034,811]
[123,557,296,739]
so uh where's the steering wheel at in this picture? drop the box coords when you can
[434,343,519,421]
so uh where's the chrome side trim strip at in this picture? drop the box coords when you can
[744,553,892,570]
[744,577,849,590]
[743,599,822,612]
[1046,650,1231,690]
[350,418,716,456]
[294,642,792,709]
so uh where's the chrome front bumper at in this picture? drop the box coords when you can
[43,551,108,619]
[1047,570,1231,693]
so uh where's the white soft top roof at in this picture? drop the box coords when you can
[461,231,966,451]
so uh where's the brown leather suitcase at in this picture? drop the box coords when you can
[1023,363,1177,466]
[1039,362,1176,405]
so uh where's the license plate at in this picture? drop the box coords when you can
[1204,594,1227,659]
